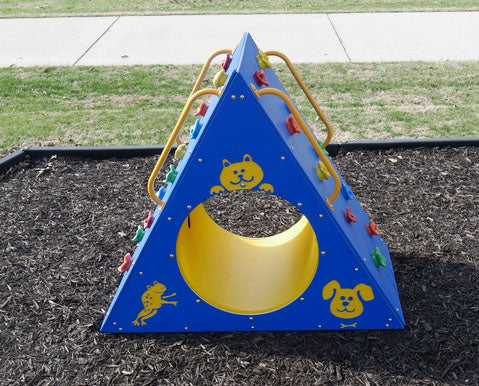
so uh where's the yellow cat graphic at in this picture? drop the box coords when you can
[210,154,274,195]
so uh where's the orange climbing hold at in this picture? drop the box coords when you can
[366,220,381,236]
[285,113,301,135]
[118,253,133,273]
[194,100,208,117]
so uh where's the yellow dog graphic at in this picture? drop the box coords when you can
[210,154,273,195]
[322,280,374,319]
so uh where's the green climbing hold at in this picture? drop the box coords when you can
[132,225,145,242]
[318,140,329,156]
[163,164,178,184]
[371,247,386,268]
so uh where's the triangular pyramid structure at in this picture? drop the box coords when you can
[101,33,405,333]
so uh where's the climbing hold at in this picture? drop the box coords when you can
[342,182,355,200]
[221,54,232,71]
[157,186,166,200]
[318,140,329,156]
[315,161,330,181]
[132,225,145,242]
[163,165,178,184]
[371,247,386,268]
[194,100,208,117]
[256,50,271,70]
[366,220,381,236]
[213,69,228,88]
[285,113,301,135]
[141,211,154,229]
[344,207,357,223]
[174,143,187,160]
[118,253,133,273]
[253,70,269,87]
[189,119,202,139]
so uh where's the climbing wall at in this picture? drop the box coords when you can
[101,33,405,333]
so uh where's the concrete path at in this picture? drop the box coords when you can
[1,12,479,67]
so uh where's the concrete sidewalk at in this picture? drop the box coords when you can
[1,12,479,67]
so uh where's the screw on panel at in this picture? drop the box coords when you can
[318,214,324,218]
[320,251,326,256]
[139,271,144,276]
[113,322,117,326]
[198,158,203,163]
[297,203,303,208]
[354,267,359,272]
[184,327,189,331]
[249,317,254,321]
[388,318,393,322]
[231,95,236,100]
[363,257,367,262]
[290,146,295,151]
[187,205,192,210]
[300,297,305,302]
[396,308,400,312]
[196,299,201,303]
[280,156,286,160]
[317,325,322,329]
[169,254,174,258]
[240,95,245,99]
[119,327,123,331]
[250,326,255,330]
[385,324,390,328]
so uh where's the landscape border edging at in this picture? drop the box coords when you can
[1,137,478,172]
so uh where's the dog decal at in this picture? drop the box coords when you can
[210,154,274,195]
[322,280,374,319]
[132,281,177,326]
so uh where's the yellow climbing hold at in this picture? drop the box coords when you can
[256,50,271,70]
[174,143,187,160]
[315,161,330,181]
[213,69,228,88]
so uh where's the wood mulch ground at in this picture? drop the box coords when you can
[0,146,478,385]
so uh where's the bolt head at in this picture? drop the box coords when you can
[187,205,192,210]
[231,95,236,100]
[139,271,143,276]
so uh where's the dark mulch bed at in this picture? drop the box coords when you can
[0,146,478,385]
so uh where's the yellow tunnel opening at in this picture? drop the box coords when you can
[176,203,319,315]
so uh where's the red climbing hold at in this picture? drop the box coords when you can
[254,70,269,87]
[194,100,208,117]
[141,211,154,229]
[366,220,381,236]
[285,113,301,135]
[221,54,232,71]
[344,207,357,223]
[118,253,133,273]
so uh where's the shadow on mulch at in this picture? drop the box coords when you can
[0,146,477,385]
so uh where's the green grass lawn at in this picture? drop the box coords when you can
[1,62,478,156]
[1,0,479,17]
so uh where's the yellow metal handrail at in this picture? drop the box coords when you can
[171,49,232,146]
[251,84,340,211]
[265,50,334,147]
[148,88,221,207]
[191,49,233,96]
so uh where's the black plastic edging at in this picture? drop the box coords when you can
[339,137,479,152]
[23,145,166,159]
[0,150,26,172]
[1,138,478,172]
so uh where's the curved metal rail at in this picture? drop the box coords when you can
[265,50,334,147]
[148,88,221,207]
[251,84,340,211]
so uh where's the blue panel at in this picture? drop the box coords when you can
[101,33,404,333]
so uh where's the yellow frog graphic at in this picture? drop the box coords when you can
[210,154,274,195]
[132,281,177,326]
